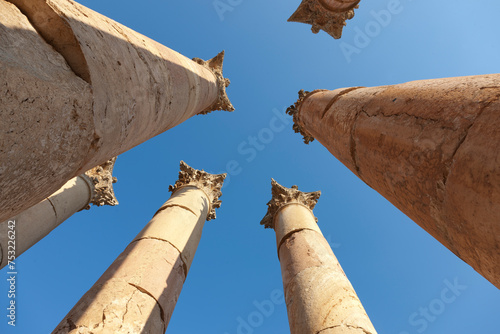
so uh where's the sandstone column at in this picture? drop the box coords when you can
[261,179,377,334]
[286,74,500,288]
[0,0,233,221]
[288,0,361,38]
[52,161,226,334]
[0,158,118,270]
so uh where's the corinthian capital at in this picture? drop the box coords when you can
[286,89,320,144]
[192,51,234,114]
[288,0,360,39]
[84,157,118,208]
[261,179,321,229]
[169,161,226,221]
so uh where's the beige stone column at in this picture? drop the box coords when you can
[261,179,377,334]
[52,161,226,334]
[286,74,500,288]
[288,0,361,38]
[0,158,118,270]
[1,0,233,222]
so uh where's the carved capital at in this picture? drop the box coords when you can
[261,179,321,229]
[193,51,235,114]
[83,157,118,209]
[288,0,360,39]
[286,89,323,144]
[169,161,226,221]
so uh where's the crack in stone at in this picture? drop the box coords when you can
[317,324,374,334]
[118,290,134,331]
[350,108,362,175]
[321,87,364,119]
[128,283,167,333]
[277,227,322,260]
[46,197,59,222]
[359,108,443,125]
[153,203,198,217]
[445,96,499,185]
[130,236,188,278]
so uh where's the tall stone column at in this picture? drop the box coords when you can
[288,0,361,38]
[0,158,118,270]
[1,0,233,221]
[261,179,377,334]
[52,161,226,334]
[286,74,500,288]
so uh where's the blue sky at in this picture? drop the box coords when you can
[2,0,500,333]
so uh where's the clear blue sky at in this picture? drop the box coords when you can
[2,0,500,333]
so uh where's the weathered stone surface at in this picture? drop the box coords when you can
[0,158,119,269]
[1,0,233,222]
[0,0,94,221]
[290,74,500,288]
[288,0,360,39]
[262,181,377,334]
[54,162,225,333]
[53,239,184,334]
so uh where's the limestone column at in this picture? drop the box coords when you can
[286,74,500,288]
[1,0,233,221]
[288,0,361,38]
[52,161,226,334]
[0,158,118,270]
[261,179,377,334]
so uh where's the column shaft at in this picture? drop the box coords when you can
[262,180,376,334]
[0,175,92,269]
[53,187,208,334]
[1,0,233,221]
[278,205,376,334]
[53,162,225,333]
[0,158,117,269]
[289,74,500,288]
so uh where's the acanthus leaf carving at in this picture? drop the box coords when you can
[192,50,235,114]
[83,157,119,209]
[288,0,360,39]
[169,161,226,221]
[261,178,321,229]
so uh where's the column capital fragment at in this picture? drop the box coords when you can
[169,161,226,221]
[192,51,235,114]
[286,89,321,144]
[288,0,360,39]
[84,157,119,208]
[261,179,321,229]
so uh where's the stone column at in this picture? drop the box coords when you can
[288,0,361,39]
[52,161,226,334]
[1,0,233,221]
[286,74,500,288]
[0,158,118,270]
[261,179,377,334]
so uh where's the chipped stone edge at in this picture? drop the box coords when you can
[169,161,226,221]
[192,50,235,114]
[261,178,321,230]
[82,157,119,210]
[288,0,360,39]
